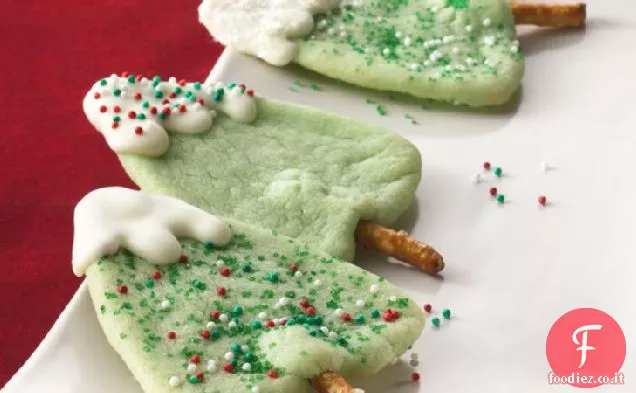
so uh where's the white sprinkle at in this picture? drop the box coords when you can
[294,271,303,278]
[382,48,391,56]
[452,47,460,54]
[313,279,322,287]
[120,91,128,99]
[334,308,345,317]
[279,297,290,306]
[228,321,237,329]
[429,52,438,62]
[443,35,455,44]
[389,296,397,302]
[431,6,438,13]
[370,284,380,293]
[409,359,420,367]
[241,345,251,353]
[472,173,482,184]
[317,19,328,29]
[410,63,420,71]
[206,321,216,329]
[483,18,491,27]
[340,31,348,38]
[445,65,452,71]
[161,300,171,309]
[484,58,491,66]
[258,312,268,320]
[424,60,432,67]
[423,41,430,49]
[251,387,260,393]
[376,16,383,21]
[242,363,252,371]
[224,352,234,361]
[434,39,442,46]
[327,28,335,35]
[168,77,177,84]
[512,40,520,47]
[168,376,181,387]
[320,326,330,334]
[483,36,496,46]
[466,57,476,65]
[187,363,197,372]
[219,314,229,323]
[339,24,346,30]
[272,318,280,325]
[216,260,224,267]
[465,24,473,32]
[355,300,366,308]
[207,360,218,372]
[541,161,550,173]
[511,45,519,53]
[404,36,413,46]
[328,332,339,340]
[395,31,403,38]
[274,303,282,309]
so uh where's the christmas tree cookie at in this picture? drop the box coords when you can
[74,187,425,393]
[83,74,444,274]
[198,0,585,106]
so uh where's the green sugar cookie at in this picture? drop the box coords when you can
[74,187,425,393]
[84,75,421,261]
[199,0,524,106]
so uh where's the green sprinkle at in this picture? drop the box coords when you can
[442,308,451,319]
[158,112,167,120]
[242,264,252,272]
[213,88,225,102]
[431,317,441,328]
[153,75,161,83]
[113,89,121,97]
[99,79,107,86]
[366,98,376,105]
[496,194,505,204]
[231,343,242,353]
[187,375,201,384]
[286,319,297,326]
[174,86,182,94]
[376,104,386,116]
[211,330,221,340]
[227,82,237,89]
[251,320,262,329]
[194,82,201,90]
[493,167,503,177]
[370,309,380,319]
[192,280,206,290]
[356,315,366,324]
[153,90,163,99]
[142,100,150,109]
[136,113,146,120]
[244,353,255,362]
[233,306,244,316]
[309,83,320,91]
[337,337,348,347]
[145,279,154,289]
[127,75,135,84]
[113,115,121,122]
[100,305,107,314]
[268,272,279,283]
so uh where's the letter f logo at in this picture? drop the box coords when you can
[572,324,603,368]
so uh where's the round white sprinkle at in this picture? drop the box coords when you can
[219,314,229,323]
[334,308,345,317]
[320,326,330,334]
[258,312,268,320]
[382,48,391,56]
[317,19,327,29]
[294,271,303,278]
[355,300,365,308]
[483,36,496,46]
[327,28,335,35]
[161,300,171,309]
[395,31,403,38]
[273,318,280,325]
[241,345,251,353]
[410,63,420,71]
[313,279,322,287]
[404,37,413,46]
[187,363,197,372]
[445,65,452,71]
[224,352,234,361]
[168,77,177,84]
[465,24,473,32]
[472,173,482,184]
[340,31,348,38]
[207,321,216,329]
[484,58,491,66]
[466,57,476,65]
[455,64,466,72]
[443,35,455,44]
[389,296,397,302]
[423,41,430,49]
[252,387,261,393]
[431,6,438,13]
[279,297,290,306]
[452,47,460,54]
[429,52,438,62]
[242,363,252,371]
[511,45,519,53]
[483,18,492,27]
[328,332,339,340]
[409,359,420,367]
[229,321,237,329]
[207,360,218,372]
[424,60,432,67]
[168,376,181,387]
[216,260,225,267]
[434,39,443,46]
[370,284,380,293]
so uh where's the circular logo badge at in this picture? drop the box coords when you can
[546,308,626,388]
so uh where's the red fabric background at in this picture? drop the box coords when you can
[0,1,223,385]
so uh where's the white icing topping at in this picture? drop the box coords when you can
[72,187,232,276]
[198,0,340,66]
[83,75,258,156]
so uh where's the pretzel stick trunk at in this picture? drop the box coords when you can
[310,371,363,393]
[355,220,444,275]
[511,3,586,28]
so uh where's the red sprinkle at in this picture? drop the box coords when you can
[383,309,400,322]
[162,98,170,105]
[167,331,176,340]
[211,311,221,320]
[94,92,101,99]
[169,92,177,99]
[224,363,233,373]
[116,285,128,294]
[200,330,211,339]
[196,372,204,381]
[128,111,136,119]
[267,370,279,379]
[247,90,254,97]
[162,107,171,115]
[489,187,498,197]
[149,106,158,115]
[178,104,187,113]
[306,307,316,316]
[152,271,162,280]
[179,255,189,263]
[134,92,142,101]
[299,299,310,308]
[341,313,352,322]
[289,263,298,272]
[411,372,421,382]
[278,319,287,326]
[136,75,143,82]
[197,98,205,105]
[239,83,246,89]
[190,355,201,364]
[134,126,143,135]
[538,195,547,206]
[217,287,227,296]
[112,122,119,130]
[483,161,491,170]
[423,304,432,313]
[266,320,275,328]
[113,105,121,113]
[99,105,107,113]
[120,71,129,77]
[220,267,231,277]
[178,79,187,86]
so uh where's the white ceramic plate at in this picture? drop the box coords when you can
[4,1,635,391]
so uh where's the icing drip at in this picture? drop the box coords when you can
[83,74,258,156]
[72,187,232,276]
[198,0,340,66]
